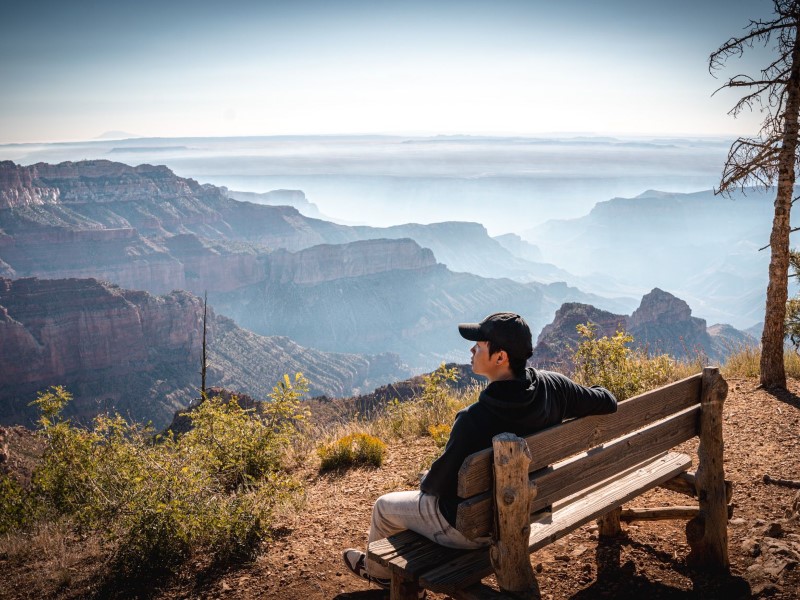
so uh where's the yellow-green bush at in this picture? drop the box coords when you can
[376,363,463,440]
[417,363,459,435]
[16,377,309,570]
[317,432,386,471]
[426,423,451,447]
[572,323,692,401]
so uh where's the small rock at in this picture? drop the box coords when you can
[555,554,570,561]
[571,544,587,557]
[741,537,761,557]
[787,491,800,520]
[752,582,781,597]
[730,517,746,526]
[535,562,543,573]
[221,581,231,592]
[765,522,785,538]
[762,557,789,577]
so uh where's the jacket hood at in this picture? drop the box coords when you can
[478,368,546,421]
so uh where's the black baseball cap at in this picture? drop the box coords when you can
[458,312,533,360]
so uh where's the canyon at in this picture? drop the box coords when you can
[0,277,410,429]
[0,159,759,427]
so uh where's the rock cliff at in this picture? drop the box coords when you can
[266,239,436,285]
[0,277,203,426]
[0,277,412,428]
[0,159,629,370]
[531,303,627,368]
[627,288,712,358]
[0,160,564,295]
[0,161,60,208]
[531,288,746,369]
[226,188,325,219]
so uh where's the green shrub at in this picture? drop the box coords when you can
[318,433,386,471]
[15,377,309,570]
[572,323,686,400]
[0,474,33,534]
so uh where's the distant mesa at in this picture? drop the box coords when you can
[493,233,542,263]
[109,146,189,153]
[226,188,325,219]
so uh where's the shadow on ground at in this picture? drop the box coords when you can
[570,535,751,600]
[333,589,387,599]
[764,386,800,410]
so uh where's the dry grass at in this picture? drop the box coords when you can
[722,345,800,379]
[0,520,103,598]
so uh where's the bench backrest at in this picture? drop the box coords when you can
[454,373,704,539]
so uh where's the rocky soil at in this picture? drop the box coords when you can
[1,376,799,599]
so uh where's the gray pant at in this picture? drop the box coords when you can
[367,490,490,579]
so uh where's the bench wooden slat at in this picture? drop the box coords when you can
[456,405,699,538]
[369,530,470,577]
[368,529,480,581]
[420,452,692,593]
[457,373,702,498]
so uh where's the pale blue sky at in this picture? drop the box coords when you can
[0,0,775,143]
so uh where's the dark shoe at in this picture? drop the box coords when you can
[342,548,427,598]
[342,548,390,589]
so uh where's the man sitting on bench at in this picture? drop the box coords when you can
[343,312,618,590]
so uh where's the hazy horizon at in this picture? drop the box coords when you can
[0,133,733,234]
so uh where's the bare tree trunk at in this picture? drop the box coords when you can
[201,291,208,397]
[761,27,800,389]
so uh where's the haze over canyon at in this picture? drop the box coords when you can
[0,135,775,427]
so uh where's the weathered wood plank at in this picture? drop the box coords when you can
[687,367,730,569]
[489,433,537,595]
[598,506,622,537]
[620,504,734,522]
[457,407,699,539]
[621,506,699,521]
[659,471,733,504]
[422,452,692,593]
[390,570,422,600]
[369,530,467,576]
[458,373,702,498]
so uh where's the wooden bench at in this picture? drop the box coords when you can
[368,367,731,599]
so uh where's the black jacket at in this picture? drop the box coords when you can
[420,367,617,527]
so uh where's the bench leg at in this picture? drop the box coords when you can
[390,570,421,600]
[597,506,622,538]
[686,368,730,570]
[491,433,538,597]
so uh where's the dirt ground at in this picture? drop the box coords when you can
[1,376,799,600]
